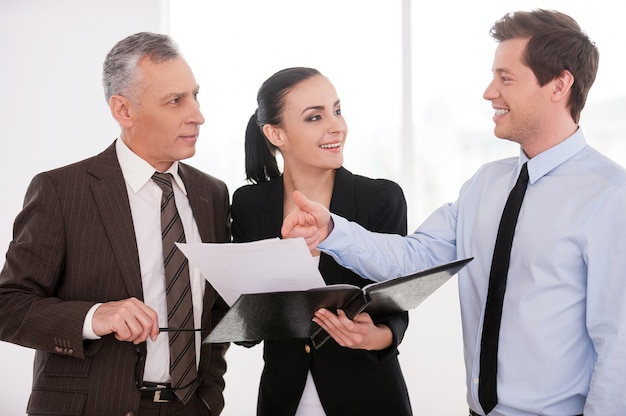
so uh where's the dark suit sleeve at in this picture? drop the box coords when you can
[229,187,264,349]
[358,179,410,357]
[198,285,230,414]
[195,175,231,415]
[230,188,246,243]
[0,172,94,358]
[231,186,256,243]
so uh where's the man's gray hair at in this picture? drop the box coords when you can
[102,32,181,103]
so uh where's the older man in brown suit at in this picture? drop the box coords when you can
[0,32,230,416]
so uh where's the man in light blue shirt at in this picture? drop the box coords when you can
[282,9,626,416]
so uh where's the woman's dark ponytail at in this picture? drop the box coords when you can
[244,112,280,184]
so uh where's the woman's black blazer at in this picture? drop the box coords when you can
[231,166,413,416]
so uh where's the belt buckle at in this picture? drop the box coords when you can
[153,384,170,403]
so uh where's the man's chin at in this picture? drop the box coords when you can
[492,129,510,141]
[177,148,196,161]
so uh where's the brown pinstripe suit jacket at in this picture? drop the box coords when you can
[0,142,231,416]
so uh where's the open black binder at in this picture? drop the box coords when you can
[204,257,472,348]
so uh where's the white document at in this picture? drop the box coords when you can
[177,238,325,306]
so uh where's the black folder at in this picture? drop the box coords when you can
[204,257,472,348]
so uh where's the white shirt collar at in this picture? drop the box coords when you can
[115,138,188,195]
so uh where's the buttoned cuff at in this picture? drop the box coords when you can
[82,303,103,340]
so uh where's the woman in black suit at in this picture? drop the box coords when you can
[231,67,412,416]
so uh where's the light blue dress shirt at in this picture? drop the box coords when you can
[319,129,626,415]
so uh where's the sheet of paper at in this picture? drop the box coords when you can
[177,238,325,306]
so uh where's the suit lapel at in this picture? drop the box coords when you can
[322,167,356,283]
[263,178,286,237]
[262,168,356,283]
[88,143,143,299]
[179,164,215,242]
[329,167,356,220]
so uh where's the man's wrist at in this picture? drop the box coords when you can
[82,303,103,340]
[327,217,334,237]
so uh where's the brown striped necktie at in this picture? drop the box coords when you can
[152,172,198,404]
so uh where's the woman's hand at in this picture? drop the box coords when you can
[312,308,393,351]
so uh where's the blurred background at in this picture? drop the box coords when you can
[1,1,624,414]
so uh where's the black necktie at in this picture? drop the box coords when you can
[479,162,529,414]
[152,172,198,404]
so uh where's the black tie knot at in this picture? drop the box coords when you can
[518,162,529,187]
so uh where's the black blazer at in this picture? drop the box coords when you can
[231,167,413,416]
[0,142,230,416]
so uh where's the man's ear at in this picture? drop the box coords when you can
[551,69,574,103]
[262,124,286,148]
[109,95,134,128]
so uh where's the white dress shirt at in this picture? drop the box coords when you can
[83,139,205,384]
[295,255,325,416]
[319,128,626,415]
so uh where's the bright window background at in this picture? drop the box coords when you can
[170,1,626,414]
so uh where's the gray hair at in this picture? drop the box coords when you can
[102,32,181,103]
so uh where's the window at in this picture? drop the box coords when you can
[169,2,626,413]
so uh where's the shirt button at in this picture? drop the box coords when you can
[304,344,311,353]
[473,378,479,385]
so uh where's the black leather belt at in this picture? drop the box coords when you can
[140,383,179,403]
